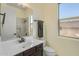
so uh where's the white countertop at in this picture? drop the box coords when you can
[0,37,44,56]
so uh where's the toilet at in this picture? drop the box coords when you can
[40,39,57,56]
[44,46,57,56]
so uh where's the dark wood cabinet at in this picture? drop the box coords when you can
[15,43,43,56]
[15,52,23,56]
[23,47,36,56]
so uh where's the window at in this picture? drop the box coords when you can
[59,3,79,39]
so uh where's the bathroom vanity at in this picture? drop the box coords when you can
[0,4,44,56]
[0,37,43,56]
[15,43,43,56]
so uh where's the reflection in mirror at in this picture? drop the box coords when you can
[59,3,79,39]
[0,14,1,36]
[0,13,6,27]
[16,16,33,37]
[0,13,6,41]
[16,17,28,37]
[1,4,17,41]
[0,4,1,37]
[0,13,6,34]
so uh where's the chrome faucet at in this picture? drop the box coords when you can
[18,36,25,43]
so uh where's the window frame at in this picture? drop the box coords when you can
[58,3,79,39]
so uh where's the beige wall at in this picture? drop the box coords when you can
[29,3,79,56]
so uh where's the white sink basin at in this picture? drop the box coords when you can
[19,39,40,49]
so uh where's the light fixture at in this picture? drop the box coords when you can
[17,3,30,8]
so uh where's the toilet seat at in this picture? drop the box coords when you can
[44,46,55,52]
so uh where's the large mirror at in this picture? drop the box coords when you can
[59,3,79,39]
[0,3,33,41]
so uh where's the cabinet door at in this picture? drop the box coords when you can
[23,44,43,56]
[35,44,43,56]
[23,47,36,56]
